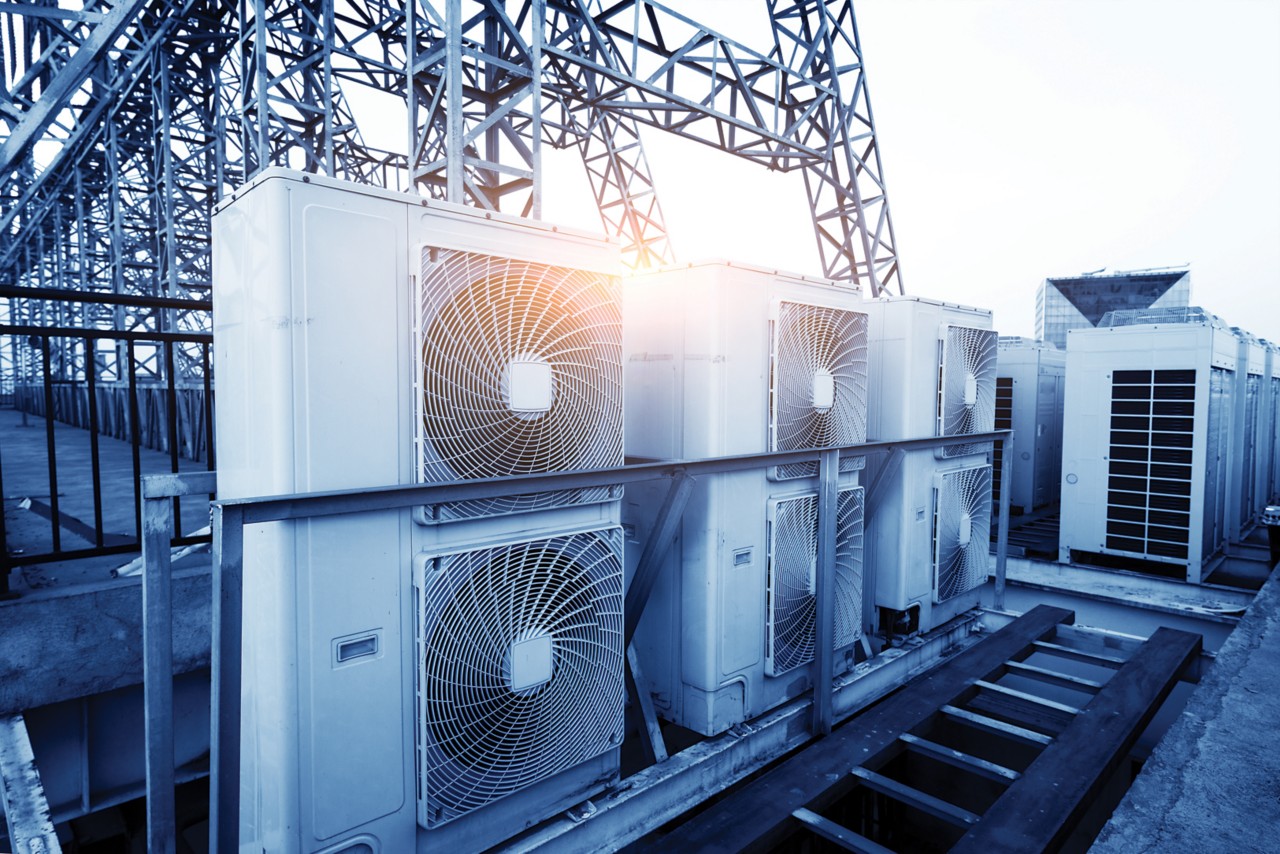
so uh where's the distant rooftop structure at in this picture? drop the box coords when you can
[1036,268,1191,349]
[1099,305,1224,329]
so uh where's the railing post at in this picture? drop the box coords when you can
[994,436,1012,611]
[141,479,176,854]
[813,448,840,736]
[209,501,244,854]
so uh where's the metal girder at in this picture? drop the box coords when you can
[768,0,903,294]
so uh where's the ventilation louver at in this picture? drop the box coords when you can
[933,465,993,602]
[418,249,623,519]
[766,488,864,676]
[937,325,998,458]
[416,528,625,828]
[770,301,869,479]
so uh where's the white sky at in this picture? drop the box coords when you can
[541,0,1280,343]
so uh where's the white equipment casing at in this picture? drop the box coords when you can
[624,262,868,736]
[213,169,624,853]
[1058,310,1238,582]
[995,337,1066,514]
[863,296,996,633]
[1234,330,1272,534]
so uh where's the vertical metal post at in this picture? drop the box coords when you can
[0,413,12,599]
[444,0,464,203]
[86,335,104,546]
[623,469,694,646]
[40,335,60,551]
[529,0,545,218]
[141,482,176,854]
[813,448,840,736]
[994,437,1012,611]
[209,502,244,854]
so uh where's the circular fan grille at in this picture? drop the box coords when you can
[767,489,865,675]
[772,302,868,479]
[420,251,623,516]
[939,325,997,457]
[420,530,625,826]
[934,465,993,602]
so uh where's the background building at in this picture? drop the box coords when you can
[1036,270,1191,349]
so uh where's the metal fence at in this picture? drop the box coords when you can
[0,322,214,597]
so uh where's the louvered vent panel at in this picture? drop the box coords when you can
[933,465,993,602]
[1105,369,1196,560]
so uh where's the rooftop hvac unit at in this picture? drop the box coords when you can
[1266,342,1280,506]
[1059,308,1240,583]
[624,262,868,736]
[995,337,1066,514]
[863,296,996,634]
[213,169,624,853]
[1233,329,1271,532]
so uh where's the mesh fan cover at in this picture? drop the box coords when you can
[417,528,625,827]
[933,465,993,602]
[418,249,623,519]
[766,488,864,676]
[937,325,998,458]
[770,302,869,480]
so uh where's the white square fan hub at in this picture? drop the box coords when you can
[509,634,554,692]
[507,359,553,413]
[812,368,836,411]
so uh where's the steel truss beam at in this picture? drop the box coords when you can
[3,0,902,393]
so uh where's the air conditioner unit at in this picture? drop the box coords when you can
[1265,341,1280,506]
[1059,307,1239,583]
[863,296,996,634]
[624,262,869,736]
[213,169,624,853]
[1233,329,1269,533]
[995,337,1066,514]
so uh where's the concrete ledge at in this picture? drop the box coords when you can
[1091,567,1280,853]
[0,562,211,715]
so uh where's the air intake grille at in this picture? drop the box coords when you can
[933,465,993,602]
[1105,369,1196,560]
[766,488,864,676]
[991,376,1014,510]
[937,325,998,458]
[770,301,869,480]
[417,529,625,827]
[418,250,623,519]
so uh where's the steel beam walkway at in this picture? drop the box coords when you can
[648,604,1201,853]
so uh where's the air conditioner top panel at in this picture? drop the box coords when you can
[997,343,1066,371]
[1098,305,1227,330]
[630,259,860,296]
[998,336,1059,351]
[869,293,995,319]
[1066,321,1240,370]
[216,167,622,273]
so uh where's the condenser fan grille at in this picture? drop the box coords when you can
[933,465,993,602]
[419,250,623,518]
[766,488,864,676]
[418,529,625,827]
[937,325,997,458]
[771,302,869,480]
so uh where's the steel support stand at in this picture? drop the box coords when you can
[813,448,840,736]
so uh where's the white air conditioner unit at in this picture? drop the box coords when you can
[995,337,1066,514]
[213,169,624,853]
[863,296,996,634]
[1059,307,1239,583]
[624,262,868,736]
[1234,329,1270,533]
[1265,341,1280,506]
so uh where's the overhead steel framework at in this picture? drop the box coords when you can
[1,0,904,392]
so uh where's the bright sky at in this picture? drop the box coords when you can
[542,0,1280,343]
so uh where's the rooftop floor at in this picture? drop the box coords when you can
[1092,558,1280,853]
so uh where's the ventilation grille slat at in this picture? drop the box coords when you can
[1104,369,1197,560]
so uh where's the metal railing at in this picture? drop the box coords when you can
[0,321,214,597]
[138,430,1011,853]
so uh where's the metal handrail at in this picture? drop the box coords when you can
[139,429,1012,852]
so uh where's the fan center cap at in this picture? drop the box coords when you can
[507,630,554,694]
[963,373,978,408]
[812,368,836,411]
[505,355,554,417]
